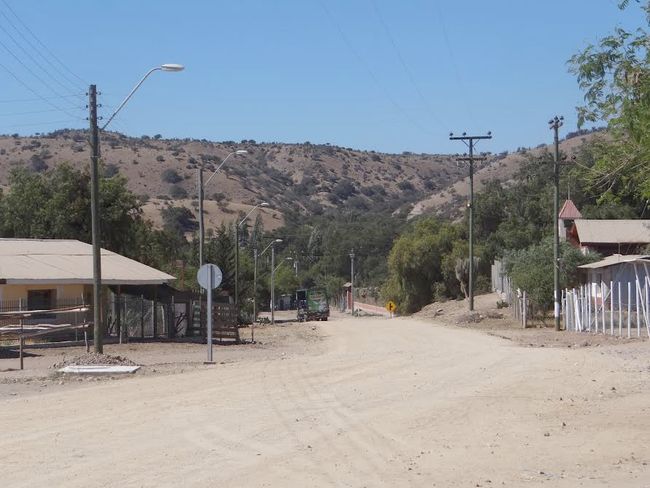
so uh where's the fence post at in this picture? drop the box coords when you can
[628,281,632,338]
[522,291,527,329]
[610,280,614,336]
[19,298,24,370]
[634,278,641,337]
[618,281,622,337]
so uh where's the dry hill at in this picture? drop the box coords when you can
[0,130,467,230]
[408,131,602,220]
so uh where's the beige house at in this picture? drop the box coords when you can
[0,239,174,309]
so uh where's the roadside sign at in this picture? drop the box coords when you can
[386,301,396,313]
[197,263,222,364]
[197,264,222,290]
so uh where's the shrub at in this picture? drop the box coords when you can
[169,184,188,199]
[161,168,182,184]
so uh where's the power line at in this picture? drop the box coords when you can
[434,4,475,124]
[0,13,83,100]
[0,118,83,129]
[0,0,87,88]
[0,61,81,119]
[318,0,440,138]
[0,38,81,119]
[370,0,446,129]
[0,106,84,117]
[0,93,85,104]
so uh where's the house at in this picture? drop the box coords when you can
[0,238,175,309]
[568,219,650,255]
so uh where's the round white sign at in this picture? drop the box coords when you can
[197,263,223,290]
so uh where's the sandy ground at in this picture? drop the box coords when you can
[1,308,649,487]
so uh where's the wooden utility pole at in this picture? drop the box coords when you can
[349,250,355,314]
[449,132,492,311]
[88,84,103,353]
[549,116,563,331]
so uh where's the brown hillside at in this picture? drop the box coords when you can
[0,130,467,230]
[408,131,602,220]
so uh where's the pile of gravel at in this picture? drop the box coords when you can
[52,353,138,369]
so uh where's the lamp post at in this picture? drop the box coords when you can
[235,202,269,324]
[88,63,184,353]
[271,256,293,325]
[198,149,247,267]
[258,239,282,325]
[349,250,355,314]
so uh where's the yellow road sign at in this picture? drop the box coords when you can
[386,301,396,312]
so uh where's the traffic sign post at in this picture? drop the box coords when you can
[386,300,396,319]
[197,264,223,363]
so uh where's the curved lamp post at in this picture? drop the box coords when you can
[89,63,184,353]
[271,257,293,325]
[258,239,282,326]
[198,150,248,267]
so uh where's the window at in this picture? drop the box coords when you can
[27,289,55,311]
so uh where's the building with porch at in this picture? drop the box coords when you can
[0,238,175,309]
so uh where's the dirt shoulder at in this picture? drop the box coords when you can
[0,321,323,399]
[413,292,649,349]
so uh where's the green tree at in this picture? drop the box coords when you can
[505,238,600,312]
[568,0,650,205]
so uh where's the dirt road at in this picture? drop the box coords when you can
[1,314,649,487]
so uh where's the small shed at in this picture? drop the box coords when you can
[578,254,650,304]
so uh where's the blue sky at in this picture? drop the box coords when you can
[0,0,641,154]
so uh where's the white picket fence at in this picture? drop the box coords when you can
[563,278,650,338]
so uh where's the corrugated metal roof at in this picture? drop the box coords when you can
[558,199,582,220]
[574,219,650,244]
[578,254,650,269]
[0,239,175,285]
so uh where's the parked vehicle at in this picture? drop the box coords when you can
[296,288,329,322]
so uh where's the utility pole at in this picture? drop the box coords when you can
[449,131,492,311]
[88,85,103,353]
[549,116,563,331]
[253,247,258,337]
[271,244,276,325]
[349,250,355,315]
[198,168,204,267]
[234,223,239,322]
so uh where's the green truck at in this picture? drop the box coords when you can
[296,288,330,322]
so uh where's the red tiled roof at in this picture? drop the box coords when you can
[558,199,582,220]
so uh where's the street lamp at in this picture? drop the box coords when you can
[235,202,269,324]
[198,150,248,267]
[258,239,283,325]
[88,63,184,353]
[271,257,293,325]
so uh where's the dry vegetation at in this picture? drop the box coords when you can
[0,130,467,227]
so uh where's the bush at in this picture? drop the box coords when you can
[103,163,119,178]
[169,184,188,199]
[161,168,182,184]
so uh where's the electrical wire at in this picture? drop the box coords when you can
[370,0,446,130]
[0,118,83,129]
[434,3,475,125]
[318,0,439,138]
[0,93,85,104]
[0,16,84,101]
[0,38,82,119]
[0,106,84,117]
[0,0,87,88]
[0,61,82,119]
